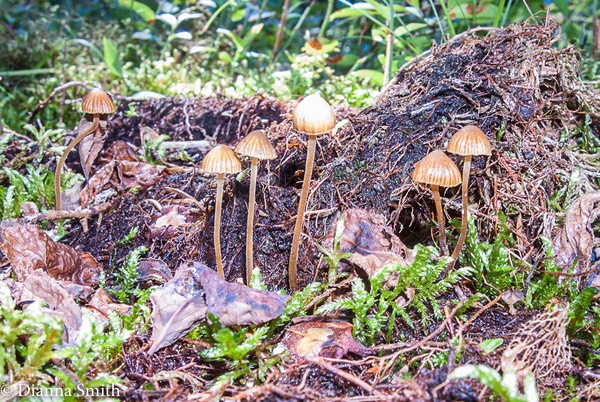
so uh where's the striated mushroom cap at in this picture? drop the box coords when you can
[201,145,242,174]
[81,88,116,115]
[412,150,462,188]
[292,94,336,135]
[235,130,277,160]
[448,125,491,156]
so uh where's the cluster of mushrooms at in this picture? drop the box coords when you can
[201,94,336,290]
[412,125,492,260]
[55,88,490,291]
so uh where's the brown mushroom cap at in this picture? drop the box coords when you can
[81,88,116,115]
[412,150,462,187]
[235,130,277,160]
[292,94,336,135]
[201,145,242,174]
[447,125,491,156]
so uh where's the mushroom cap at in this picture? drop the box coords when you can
[235,130,277,160]
[292,94,336,135]
[412,150,462,187]
[201,145,242,174]
[447,125,491,156]
[81,88,116,115]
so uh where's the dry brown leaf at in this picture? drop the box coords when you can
[117,160,166,190]
[0,220,102,286]
[323,209,413,280]
[281,321,374,364]
[148,262,207,355]
[553,192,600,275]
[20,270,83,344]
[138,258,173,286]
[78,117,107,179]
[148,205,200,239]
[88,288,131,322]
[198,262,289,326]
[105,140,138,162]
[80,161,116,208]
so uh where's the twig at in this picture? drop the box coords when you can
[271,0,290,63]
[457,294,503,337]
[28,81,93,123]
[22,202,113,223]
[306,356,384,396]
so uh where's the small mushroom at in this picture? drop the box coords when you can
[201,145,242,278]
[412,150,462,255]
[447,125,492,261]
[235,130,277,286]
[289,94,336,291]
[54,88,116,210]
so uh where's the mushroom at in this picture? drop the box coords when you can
[288,94,336,291]
[54,88,116,210]
[412,150,462,255]
[235,130,277,285]
[447,125,491,261]
[201,145,242,278]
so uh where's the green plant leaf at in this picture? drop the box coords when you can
[118,0,156,23]
[480,338,503,354]
[102,37,123,78]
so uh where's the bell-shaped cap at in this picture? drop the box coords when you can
[292,94,336,135]
[235,130,277,160]
[81,88,116,115]
[201,145,242,174]
[448,125,491,156]
[412,150,462,188]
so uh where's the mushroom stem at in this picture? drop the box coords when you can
[214,173,225,277]
[289,134,317,291]
[431,184,448,255]
[54,115,99,211]
[451,155,472,261]
[246,157,259,285]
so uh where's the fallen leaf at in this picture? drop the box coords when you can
[80,161,116,208]
[138,258,173,286]
[281,321,374,363]
[323,209,413,280]
[88,288,131,322]
[197,263,289,326]
[78,118,107,179]
[148,205,200,239]
[553,192,600,276]
[0,220,102,286]
[105,140,138,162]
[20,270,83,344]
[117,160,166,190]
[148,262,207,355]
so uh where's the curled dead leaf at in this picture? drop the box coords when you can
[553,192,600,277]
[323,209,413,281]
[281,321,374,364]
[88,288,131,322]
[78,117,107,179]
[0,220,102,286]
[138,258,173,286]
[148,205,201,239]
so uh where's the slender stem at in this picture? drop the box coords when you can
[289,135,317,292]
[215,173,225,277]
[431,184,447,256]
[246,158,258,285]
[54,115,99,210]
[451,156,472,261]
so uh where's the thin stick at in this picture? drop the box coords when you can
[431,184,447,255]
[271,0,290,63]
[29,81,92,123]
[246,158,258,285]
[451,155,472,261]
[22,202,112,223]
[306,356,383,396]
[215,173,225,277]
[288,135,317,291]
[54,116,99,210]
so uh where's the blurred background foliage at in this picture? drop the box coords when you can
[0,0,599,130]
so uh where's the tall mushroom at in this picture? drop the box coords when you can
[447,125,491,261]
[288,94,336,292]
[412,150,462,255]
[235,130,277,286]
[54,88,116,210]
[201,145,242,278]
